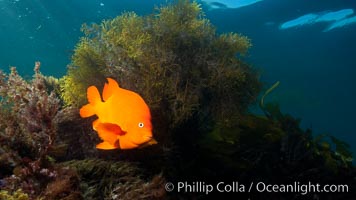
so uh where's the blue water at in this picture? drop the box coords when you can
[203,0,356,155]
[1,0,355,155]
[0,0,163,75]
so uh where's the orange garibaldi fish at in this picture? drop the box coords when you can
[79,78,157,150]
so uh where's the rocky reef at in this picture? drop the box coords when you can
[0,1,354,199]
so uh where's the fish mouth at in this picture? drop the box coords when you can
[141,135,158,146]
[146,137,158,145]
[136,136,158,149]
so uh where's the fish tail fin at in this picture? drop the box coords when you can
[79,104,96,118]
[79,86,102,118]
[87,86,102,104]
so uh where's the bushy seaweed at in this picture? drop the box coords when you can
[0,64,84,199]
[0,63,60,170]
[60,0,260,130]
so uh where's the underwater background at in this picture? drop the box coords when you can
[1,0,355,154]
[0,0,355,199]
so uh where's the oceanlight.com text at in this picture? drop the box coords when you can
[255,182,348,195]
[164,181,349,195]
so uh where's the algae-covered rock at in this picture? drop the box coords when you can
[63,159,166,200]
[196,114,285,174]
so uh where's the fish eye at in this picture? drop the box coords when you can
[138,122,144,128]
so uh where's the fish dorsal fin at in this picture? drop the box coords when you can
[103,78,120,101]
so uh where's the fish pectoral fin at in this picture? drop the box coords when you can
[92,119,100,131]
[95,123,117,145]
[98,123,126,135]
[96,141,117,150]
[95,123,123,145]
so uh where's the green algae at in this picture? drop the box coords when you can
[0,189,29,200]
[60,0,260,130]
